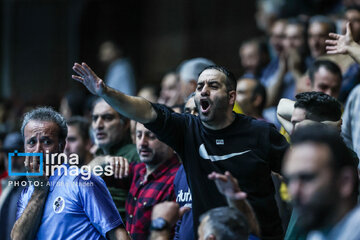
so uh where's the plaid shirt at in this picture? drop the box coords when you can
[125,155,180,239]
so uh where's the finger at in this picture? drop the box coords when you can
[114,157,120,179]
[234,191,247,200]
[346,22,352,37]
[32,156,38,172]
[72,75,84,83]
[179,206,191,218]
[119,157,124,179]
[73,63,88,76]
[81,62,97,77]
[325,39,338,45]
[24,155,30,170]
[124,158,129,177]
[329,33,340,39]
[208,171,217,180]
[326,50,339,55]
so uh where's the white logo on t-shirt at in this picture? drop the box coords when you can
[53,196,65,214]
[216,139,224,145]
[199,144,251,161]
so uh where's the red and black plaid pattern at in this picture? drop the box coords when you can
[125,155,180,239]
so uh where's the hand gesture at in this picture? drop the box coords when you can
[72,62,106,96]
[25,155,48,190]
[105,156,129,179]
[208,171,247,200]
[326,22,354,55]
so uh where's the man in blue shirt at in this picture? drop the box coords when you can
[11,107,129,240]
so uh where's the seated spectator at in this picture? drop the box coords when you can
[158,72,183,107]
[90,122,180,239]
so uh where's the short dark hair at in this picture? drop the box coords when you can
[200,65,237,91]
[199,206,249,240]
[308,60,342,84]
[294,92,342,122]
[67,116,90,141]
[21,107,68,147]
[346,5,360,13]
[291,125,358,201]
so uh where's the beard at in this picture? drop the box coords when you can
[195,94,229,125]
[293,186,339,233]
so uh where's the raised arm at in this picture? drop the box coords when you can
[208,171,260,237]
[11,156,49,240]
[277,98,295,134]
[72,62,157,123]
[326,22,360,64]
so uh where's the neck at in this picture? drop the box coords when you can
[144,160,165,180]
[202,111,235,130]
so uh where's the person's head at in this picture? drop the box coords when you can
[158,72,182,107]
[2,132,24,171]
[59,89,87,120]
[308,60,342,98]
[135,122,173,167]
[195,66,236,128]
[184,92,198,115]
[98,40,123,65]
[236,78,266,118]
[283,125,358,232]
[21,107,68,154]
[270,19,287,56]
[291,92,342,132]
[64,116,91,166]
[137,84,159,103]
[284,18,307,53]
[308,16,336,58]
[239,39,269,76]
[91,99,130,154]
[178,58,215,100]
[346,6,360,42]
[198,207,249,240]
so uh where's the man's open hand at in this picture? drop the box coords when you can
[105,156,129,179]
[326,22,354,55]
[72,62,106,96]
[208,171,247,200]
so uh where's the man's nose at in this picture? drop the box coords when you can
[138,135,148,147]
[34,141,43,153]
[200,85,209,96]
[94,117,104,129]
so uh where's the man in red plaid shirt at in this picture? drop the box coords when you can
[105,122,180,239]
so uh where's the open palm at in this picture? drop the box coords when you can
[72,62,106,96]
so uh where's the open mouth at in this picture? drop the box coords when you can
[96,132,107,139]
[200,99,211,113]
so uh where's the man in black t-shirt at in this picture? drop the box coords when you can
[72,62,289,239]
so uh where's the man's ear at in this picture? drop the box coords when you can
[253,94,263,108]
[338,167,356,199]
[229,90,236,105]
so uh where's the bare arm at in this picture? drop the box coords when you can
[72,63,157,123]
[266,55,287,107]
[11,156,49,240]
[106,227,131,240]
[277,98,295,134]
[208,171,260,237]
[326,22,360,64]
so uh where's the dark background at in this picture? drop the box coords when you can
[0,0,261,106]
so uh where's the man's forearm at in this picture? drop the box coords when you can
[227,198,260,237]
[11,188,49,240]
[150,230,171,240]
[101,85,157,124]
[347,42,360,64]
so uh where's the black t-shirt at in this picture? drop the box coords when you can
[145,103,289,239]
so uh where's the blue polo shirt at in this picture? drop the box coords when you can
[16,165,123,239]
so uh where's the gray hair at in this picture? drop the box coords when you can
[21,107,68,146]
[178,58,215,83]
[309,15,336,33]
[199,207,249,240]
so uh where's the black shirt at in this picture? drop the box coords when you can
[145,103,289,239]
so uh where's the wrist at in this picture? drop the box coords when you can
[150,230,171,240]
